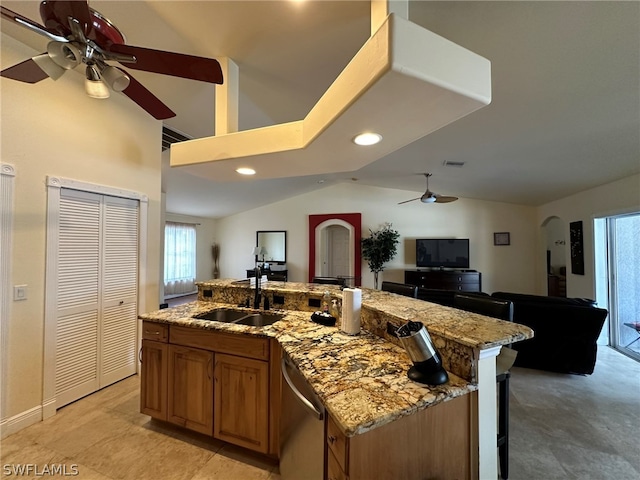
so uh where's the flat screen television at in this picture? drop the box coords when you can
[416,238,470,269]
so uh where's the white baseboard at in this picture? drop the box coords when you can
[0,405,42,439]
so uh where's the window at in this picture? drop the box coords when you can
[164,222,197,297]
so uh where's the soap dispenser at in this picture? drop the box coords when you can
[321,291,331,314]
[330,299,340,321]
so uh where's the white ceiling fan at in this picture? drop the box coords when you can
[398,173,458,205]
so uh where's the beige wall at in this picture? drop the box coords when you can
[1,35,163,420]
[537,173,640,299]
[216,182,539,294]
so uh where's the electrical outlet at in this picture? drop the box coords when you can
[386,322,399,338]
[308,298,321,308]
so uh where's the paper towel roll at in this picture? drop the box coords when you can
[341,288,361,335]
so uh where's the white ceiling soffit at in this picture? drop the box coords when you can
[170,14,491,182]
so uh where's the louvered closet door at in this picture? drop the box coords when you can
[100,196,138,386]
[55,189,101,407]
[55,189,139,408]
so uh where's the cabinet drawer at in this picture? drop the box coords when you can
[170,325,269,360]
[327,448,349,480]
[327,416,348,474]
[456,273,479,284]
[142,321,168,342]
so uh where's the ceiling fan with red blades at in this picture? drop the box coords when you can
[1,0,223,119]
[398,173,459,205]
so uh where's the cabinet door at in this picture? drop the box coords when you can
[214,353,269,453]
[168,345,214,435]
[140,340,168,420]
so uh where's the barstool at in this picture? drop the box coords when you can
[453,292,515,480]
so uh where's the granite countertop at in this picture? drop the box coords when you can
[140,301,474,437]
[198,279,533,349]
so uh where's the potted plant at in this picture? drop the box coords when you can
[361,223,400,289]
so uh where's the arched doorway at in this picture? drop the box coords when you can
[308,213,361,286]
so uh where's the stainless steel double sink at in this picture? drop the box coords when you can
[194,308,282,327]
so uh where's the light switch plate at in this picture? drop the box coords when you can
[14,285,27,301]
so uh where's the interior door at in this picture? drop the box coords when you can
[55,189,101,407]
[55,189,139,408]
[100,196,139,386]
[327,225,349,277]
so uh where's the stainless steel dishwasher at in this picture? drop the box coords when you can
[280,353,325,480]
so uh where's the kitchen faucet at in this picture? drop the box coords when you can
[253,265,262,309]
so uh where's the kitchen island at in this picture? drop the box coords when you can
[139,279,533,479]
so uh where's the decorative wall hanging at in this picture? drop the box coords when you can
[569,221,584,275]
[494,232,510,246]
[212,243,220,279]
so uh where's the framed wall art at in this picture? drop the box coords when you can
[494,232,510,246]
[569,221,585,275]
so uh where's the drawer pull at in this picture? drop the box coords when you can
[327,435,336,444]
[145,330,160,335]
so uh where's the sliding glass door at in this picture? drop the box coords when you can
[608,213,640,360]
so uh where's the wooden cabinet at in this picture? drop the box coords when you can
[167,345,214,436]
[140,340,168,420]
[325,394,476,480]
[140,321,279,455]
[214,353,270,452]
[142,321,168,342]
[405,269,482,292]
[246,268,288,282]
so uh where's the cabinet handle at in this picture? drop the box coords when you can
[144,330,160,335]
[139,347,143,364]
[207,357,213,380]
[327,435,336,444]
[281,358,324,420]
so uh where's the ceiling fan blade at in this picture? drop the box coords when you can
[1,5,66,42]
[398,197,420,205]
[435,195,458,203]
[40,0,94,39]
[121,70,176,120]
[1,58,50,84]
[108,44,224,84]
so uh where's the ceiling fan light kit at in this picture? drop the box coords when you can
[31,53,66,80]
[84,64,109,98]
[100,65,130,92]
[1,1,223,119]
[399,173,458,205]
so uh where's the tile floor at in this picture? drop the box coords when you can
[1,377,279,480]
[1,346,638,479]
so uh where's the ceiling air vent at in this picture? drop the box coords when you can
[443,160,466,168]
[162,125,191,151]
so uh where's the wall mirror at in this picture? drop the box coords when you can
[256,231,287,263]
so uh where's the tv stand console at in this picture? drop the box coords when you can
[405,270,482,292]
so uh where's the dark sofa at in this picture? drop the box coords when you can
[491,292,608,375]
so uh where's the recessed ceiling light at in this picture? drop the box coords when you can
[353,132,382,146]
[236,167,256,175]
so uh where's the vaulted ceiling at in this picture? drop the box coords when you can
[3,1,638,218]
